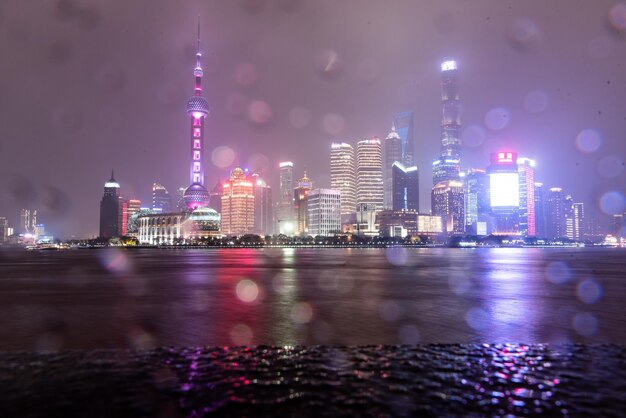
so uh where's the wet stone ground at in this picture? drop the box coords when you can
[1,344,625,417]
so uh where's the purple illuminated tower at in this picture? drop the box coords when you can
[183,20,211,211]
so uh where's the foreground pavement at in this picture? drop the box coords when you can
[1,344,624,417]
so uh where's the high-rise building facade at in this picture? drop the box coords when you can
[294,172,313,235]
[152,183,172,213]
[99,171,121,238]
[432,59,462,185]
[20,209,37,235]
[252,173,273,236]
[534,183,547,238]
[546,188,566,239]
[221,168,255,235]
[463,169,489,235]
[277,161,294,234]
[330,142,357,215]
[487,152,520,235]
[572,202,584,241]
[384,126,402,209]
[517,158,536,236]
[431,180,464,235]
[307,188,341,237]
[183,22,211,211]
[356,138,384,211]
[0,217,8,243]
[391,163,419,212]
[392,111,415,166]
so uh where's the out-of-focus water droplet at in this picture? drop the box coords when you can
[577,280,603,304]
[597,155,624,178]
[99,248,133,275]
[398,324,420,344]
[378,300,402,322]
[448,272,471,295]
[385,247,408,266]
[211,146,236,169]
[572,312,598,337]
[288,106,311,129]
[247,100,273,124]
[544,261,571,284]
[609,2,626,32]
[508,17,542,51]
[523,90,548,113]
[128,327,155,349]
[230,323,253,345]
[465,307,490,330]
[484,108,510,131]
[575,129,602,153]
[226,92,248,116]
[236,279,259,303]
[291,302,314,324]
[314,49,343,80]
[234,63,258,87]
[321,112,346,136]
[599,191,626,215]
[462,125,486,148]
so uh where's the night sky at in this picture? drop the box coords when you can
[1,0,625,238]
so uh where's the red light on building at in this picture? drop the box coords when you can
[493,151,517,164]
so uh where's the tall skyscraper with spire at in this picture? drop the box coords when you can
[183,19,211,211]
[330,142,357,215]
[99,170,121,238]
[431,59,464,235]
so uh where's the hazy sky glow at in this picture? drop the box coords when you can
[0,0,625,237]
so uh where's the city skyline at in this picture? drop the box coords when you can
[0,1,625,237]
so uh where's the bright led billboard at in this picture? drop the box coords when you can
[490,173,520,207]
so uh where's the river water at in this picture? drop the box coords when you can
[1,247,625,350]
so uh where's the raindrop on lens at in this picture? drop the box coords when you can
[575,129,602,153]
[572,313,598,337]
[236,279,259,303]
[577,280,602,304]
[599,191,626,215]
[484,108,511,130]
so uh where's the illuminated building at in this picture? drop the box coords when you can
[385,113,415,209]
[431,180,464,234]
[517,158,536,236]
[416,214,444,236]
[355,203,378,235]
[307,188,341,237]
[487,152,520,235]
[378,210,418,237]
[152,183,171,213]
[432,59,462,185]
[137,208,220,245]
[182,21,211,211]
[99,171,122,238]
[277,161,294,234]
[391,162,419,212]
[252,173,273,235]
[463,169,489,235]
[546,187,566,239]
[221,167,255,235]
[330,142,357,215]
[572,202,584,241]
[127,199,141,219]
[534,183,547,238]
[393,111,415,166]
[294,172,313,235]
[356,138,384,211]
[119,200,128,236]
[20,209,36,235]
[0,217,7,243]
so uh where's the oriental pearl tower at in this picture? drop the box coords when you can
[183,19,211,211]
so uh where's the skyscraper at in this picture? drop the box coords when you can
[152,183,172,213]
[534,183,547,238]
[183,21,211,211]
[356,138,384,211]
[487,152,520,235]
[391,162,419,212]
[432,59,462,185]
[20,209,36,235]
[307,188,341,237]
[277,161,294,234]
[221,168,255,236]
[546,188,566,239]
[517,158,536,236]
[383,126,402,209]
[392,111,415,166]
[330,142,357,215]
[572,202,584,241]
[252,173,273,236]
[463,168,489,235]
[431,180,464,235]
[294,172,313,236]
[99,171,121,238]
[0,217,8,243]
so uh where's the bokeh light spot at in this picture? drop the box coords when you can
[378,300,402,322]
[236,279,259,303]
[448,272,471,295]
[234,62,258,87]
[211,146,236,169]
[577,279,603,304]
[484,107,511,130]
[599,191,626,215]
[291,302,314,324]
[575,129,602,153]
[288,106,312,129]
[230,323,253,345]
[544,261,571,284]
[385,247,409,266]
[247,100,273,124]
[465,307,490,330]
[462,125,486,148]
[398,324,420,344]
[609,2,626,32]
[572,313,598,337]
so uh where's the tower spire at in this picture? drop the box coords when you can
[110,169,115,181]
[194,15,203,97]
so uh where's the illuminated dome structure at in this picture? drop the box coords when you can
[190,207,220,232]
[183,183,211,211]
[186,96,210,119]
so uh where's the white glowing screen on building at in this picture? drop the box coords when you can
[490,173,520,207]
